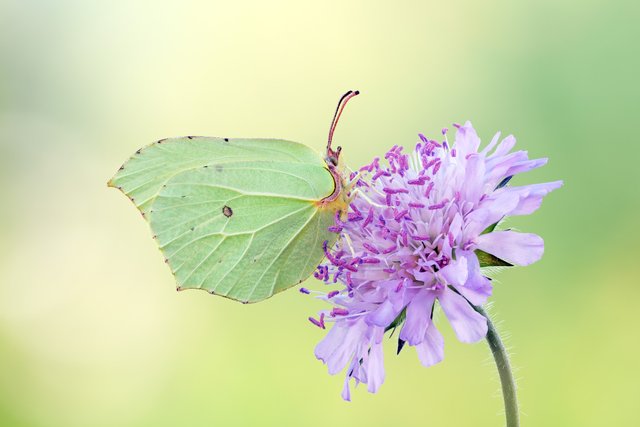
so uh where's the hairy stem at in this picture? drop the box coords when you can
[475,305,519,427]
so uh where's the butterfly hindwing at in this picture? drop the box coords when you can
[109,137,339,302]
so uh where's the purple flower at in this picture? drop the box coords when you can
[308,122,562,400]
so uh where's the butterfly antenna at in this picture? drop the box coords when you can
[327,90,359,165]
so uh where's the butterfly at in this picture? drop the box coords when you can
[108,90,359,303]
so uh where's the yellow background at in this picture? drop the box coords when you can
[1,1,638,426]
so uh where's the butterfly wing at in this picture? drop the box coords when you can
[109,137,338,303]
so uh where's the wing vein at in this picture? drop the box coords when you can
[246,209,319,301]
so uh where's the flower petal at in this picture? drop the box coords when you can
[461,154,486,204]
[454,121,481,156]
[415,323,444,367]
[439,257,468,287]
[341,375,352,401]
[500,181,563,216]
[489,134,516,158]
[476,230,544,266]
[399,290,436,346]
[315,319,367,375]
[366,341,385,393]
[438,288,488,343]
[463,191,520,237]
[456,250,492,305]
[368,298,400,327]
[481,131,501,156]
[506,157,548,177]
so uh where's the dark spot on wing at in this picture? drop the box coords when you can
[222,205,233,217]
[157,138,167,144]
[203,165,209,168]
[136,149,141,154]
[187,136,194,139]
[223,138,229,143]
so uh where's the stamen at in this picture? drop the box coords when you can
[383,187,409,194]
[424,182,435,198]
[382,245,397,254]
[345,271,353,289]
[308,315,326,329]
[363,242,380,254]
[413,235,430,241]
[407,177,427,185]
[327,290,340,299]
[323,240,344,266]
[395,281,405,292]
[372,170,387,180]
[433,160,442,174]
[428,199,449,210]
[331,307,349,317]
[400,230,408,246]
[342,262,358,272]
[363,208,374,227]
[394,209,409,221]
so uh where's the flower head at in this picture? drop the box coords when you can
[307,122,561,400]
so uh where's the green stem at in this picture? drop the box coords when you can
[474,305,519,427]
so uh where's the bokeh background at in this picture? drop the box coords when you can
[1,1,638,426]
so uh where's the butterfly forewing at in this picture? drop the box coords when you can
[109,137,339,302]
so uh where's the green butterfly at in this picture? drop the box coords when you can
[108,91,359,303]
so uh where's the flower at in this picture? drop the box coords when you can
[307,121,562,400]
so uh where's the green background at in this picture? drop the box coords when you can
[1,1,638,426]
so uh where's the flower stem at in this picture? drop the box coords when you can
[474,305,519,427]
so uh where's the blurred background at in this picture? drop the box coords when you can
[1,0,638,426]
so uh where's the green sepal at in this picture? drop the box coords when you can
[475,249,513,267]
[385,307,407,334]
[397,338,406,355]
[481,222,499,235]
